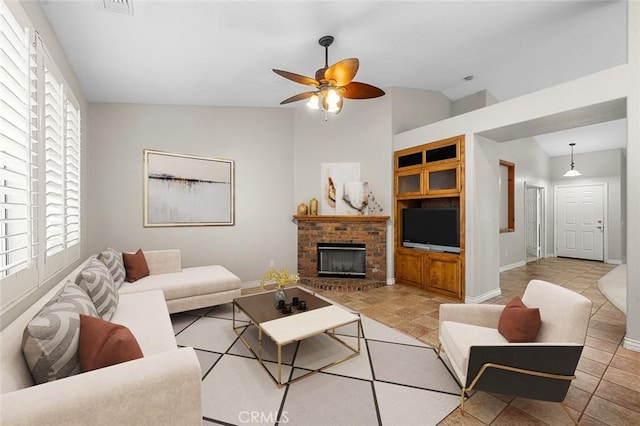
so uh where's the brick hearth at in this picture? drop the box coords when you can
[294,215,389,291]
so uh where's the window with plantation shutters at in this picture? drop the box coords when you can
[1,0,82,310]
[1,0,38,304]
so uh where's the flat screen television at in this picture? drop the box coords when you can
[402,207,460,253]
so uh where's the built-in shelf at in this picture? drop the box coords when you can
[394,135,465,301]
[293,215,390,222]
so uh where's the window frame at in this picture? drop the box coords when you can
[499,160,515,233]
[1,0,82,311]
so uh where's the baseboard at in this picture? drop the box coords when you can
[499,261,526,272]
[623,336,640,352]
[465,288,501,304]
[544,254,621,265]
[241,280,261,289]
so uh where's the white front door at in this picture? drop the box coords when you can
[555,184,605,261]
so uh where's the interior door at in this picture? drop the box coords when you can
[555,184,604,261]
[525,185,542,260]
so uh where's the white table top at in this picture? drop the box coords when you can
[260,305,359,345]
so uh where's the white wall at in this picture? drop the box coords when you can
[621,149,627,263]
[624,0,639,350]
[498,138,551,269]
[471,135,502,300]
[390,87,451,134]
[452,90,497,117]
[293,97,395,280]
[550,149,625,263]
[87,104,295,285]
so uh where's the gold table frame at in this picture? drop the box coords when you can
[232,288,361,388]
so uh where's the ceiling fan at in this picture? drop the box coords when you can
[272,35,385,116]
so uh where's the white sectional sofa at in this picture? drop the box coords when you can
[1,249,241,424]
[120,249,242,313]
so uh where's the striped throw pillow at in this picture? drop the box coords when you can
[22,282,99,384]
[76,258,119,320]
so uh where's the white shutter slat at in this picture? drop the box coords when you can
[0,36,28,73]
[1,99,28,132]
[0,166,28,183]
[1,184,28,201]
[1,146,27,170]
[1,124,29,148]
[0,3,28,48]
[1,71,29,115]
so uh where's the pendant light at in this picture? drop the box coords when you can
[563,143,581,177]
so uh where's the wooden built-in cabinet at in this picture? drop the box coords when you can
[394,135,465,300]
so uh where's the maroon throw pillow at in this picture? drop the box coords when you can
[122,249,150,282]
[498,296,541,343]
[78,314,143,372]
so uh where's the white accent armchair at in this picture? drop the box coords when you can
[438,280,592,422]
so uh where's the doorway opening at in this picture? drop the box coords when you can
[525,183,545,263]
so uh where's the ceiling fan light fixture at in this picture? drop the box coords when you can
[326,89,342,113]
[273,35,383,119]
[306,94,320,110]
[563,142,582,177]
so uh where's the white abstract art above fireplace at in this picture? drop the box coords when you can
[320,162,367,215]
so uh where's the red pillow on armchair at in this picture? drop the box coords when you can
[498,296,541,343]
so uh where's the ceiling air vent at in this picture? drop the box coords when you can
[102,0,133,15]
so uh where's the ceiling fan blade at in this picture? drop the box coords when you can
[280,91,316,105]
[272,69,319,87]
[341,81,385,99]
[324,58,359,86]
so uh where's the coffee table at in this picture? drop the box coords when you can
[232,287,361,387]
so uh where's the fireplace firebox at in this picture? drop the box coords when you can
[317,243,366,279]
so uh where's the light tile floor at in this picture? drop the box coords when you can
[311,257,639,425]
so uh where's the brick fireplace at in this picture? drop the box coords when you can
[295,215,389,291]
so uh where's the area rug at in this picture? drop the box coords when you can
[171,296,461,426]
[597,263,626,314]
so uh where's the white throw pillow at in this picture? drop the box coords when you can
[75,258,119,320]
[22,282,99,384]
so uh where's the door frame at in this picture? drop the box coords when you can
[553,182,608,262]
[524,182,545,261]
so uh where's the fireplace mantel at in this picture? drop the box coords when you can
[293,215,389,222]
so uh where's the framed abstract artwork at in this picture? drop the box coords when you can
[143,150,234,227]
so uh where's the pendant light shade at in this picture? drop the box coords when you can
[563,143,581,177]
